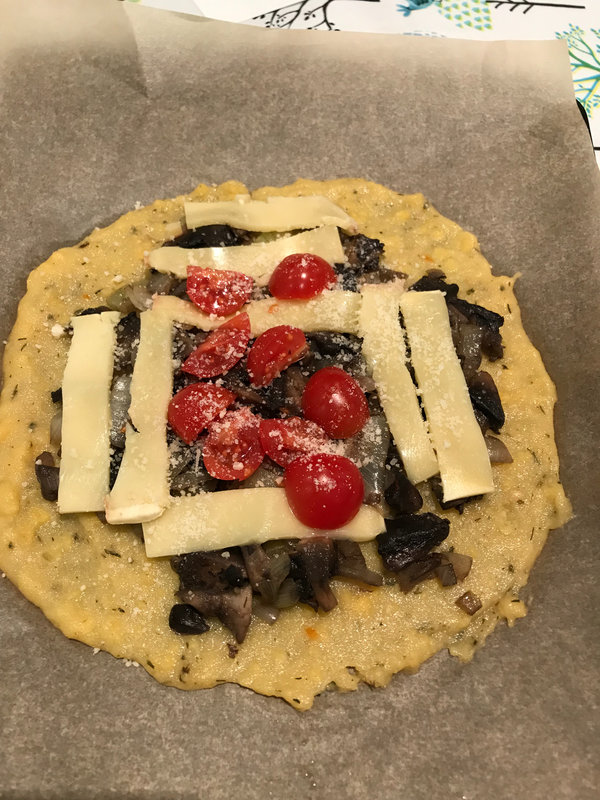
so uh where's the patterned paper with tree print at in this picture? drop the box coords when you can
[556,26,600,118]
[436,0,493,31]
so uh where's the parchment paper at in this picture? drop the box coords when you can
[1,2,599,799]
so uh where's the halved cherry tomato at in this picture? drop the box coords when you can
[187,265,253,317]
[182,313,250,379]
[203,407,264,480]
[259,417,330,468]
[246,325,307,387]
[302,366,369,439]
[284,453,364,529]
[168,383,235,445]
[268,253,336,300]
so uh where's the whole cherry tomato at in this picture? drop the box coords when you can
[168,383,235,444]
[268,253,336,300]
[187,265,253,317]
[302,366,369,438]
[182,313,250,379]
[203,407,264,480]
[246,325,307,387]
[284,453,364,529]
[259,417,330,468]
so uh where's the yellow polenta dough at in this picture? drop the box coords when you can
[0,180,571,709]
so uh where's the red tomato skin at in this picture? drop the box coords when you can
[167,383,235,445]
[246,325,308,387]
[284,453,364,529]
[268,253,337,300]
[259,417,330,468]
[203,408,264,481]
[301,366,369,439]
[187,266,253,317]
[182,313,250,379]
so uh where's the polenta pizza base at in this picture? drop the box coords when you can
[0,179,571,709]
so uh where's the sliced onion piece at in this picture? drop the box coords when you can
[252,602,280,625]
[273,577,300,609]
[50,410,62,448]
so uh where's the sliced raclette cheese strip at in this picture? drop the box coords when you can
[184,195,357,233]
[58,311,120,513]
[359,282,438,484]
[105,309,173,524]
[248,291,361,336]
[399,290,494,502]
[143,488,385,557]
[152,291,361,336]
[149,226,345,286]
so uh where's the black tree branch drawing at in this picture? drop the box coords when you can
[485,0,585,13]
[253,0,379,31]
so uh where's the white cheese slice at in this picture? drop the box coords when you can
[247,291,361,336]
[184,195,357,233]
[148,226,345,286]
[143,488,385,557]
[105,309,173,524]
[359,282,438,484]
[152,291,361,336]
[58,311,120,513]
[399,290,494,501]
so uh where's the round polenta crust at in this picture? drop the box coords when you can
[0,179,571,710]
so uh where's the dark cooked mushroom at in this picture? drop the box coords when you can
[468,371,505,432]
[163,224,252,249]
[171,550,248,593]
[290,538,337,612]
[169,469,217,496]
[455,591,482,615]
[114,312,141,373]
[282,365,307,415]
[376,512,450,573]
[258,375,288,417]
[178,586,252,643]
[172,549,251,642]
[146,268,178,296]
[384,470,423,516]
[394,553,443,592]
[307,331,363,360]
[359,266,402,285]
[219,362,264,405]
[34,452,59,501]
[334,540,383,586]
[448,307,484,380]
[443,551,472,581]
[389,549,472,593]
[241,543,291,603]
[409,272,459,297]
[333,233,386,291]
[172,323,207,365]
[340,232,385,273]
[434,558,457,587]
[168,603,210,635]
